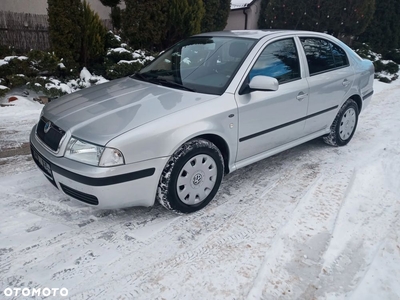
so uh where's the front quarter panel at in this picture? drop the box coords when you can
[106,94,238,169]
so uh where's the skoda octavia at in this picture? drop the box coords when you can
[30,30,374,213]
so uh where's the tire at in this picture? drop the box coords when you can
[157,138,224,214]
[323,99,359,146]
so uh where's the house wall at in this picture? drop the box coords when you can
[225,0,262,30]
[0,0,111,19]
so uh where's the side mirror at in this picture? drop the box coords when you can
[249,76,279,92]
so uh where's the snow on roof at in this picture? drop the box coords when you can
[230,0,252,10]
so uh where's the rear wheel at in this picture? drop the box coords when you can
[323,99,359,146]
[157,138,224,214]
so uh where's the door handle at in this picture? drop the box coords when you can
[342,79,350,87]
[296,92,307,101]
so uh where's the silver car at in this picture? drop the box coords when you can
[30,30,374,213]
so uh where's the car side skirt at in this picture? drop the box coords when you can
[234,128,329,170]
[239,105,338,142]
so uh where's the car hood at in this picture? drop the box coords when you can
[43,77,218,145]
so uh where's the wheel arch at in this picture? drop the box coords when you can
[194,134,231,174]
[349,94,362,113]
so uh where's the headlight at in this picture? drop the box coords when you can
[65,137,124,167]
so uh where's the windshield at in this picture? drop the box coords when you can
[136,37,256,95]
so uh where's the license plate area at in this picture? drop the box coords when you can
[31,145,54,180]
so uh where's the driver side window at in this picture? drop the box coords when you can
[249,38,301,84]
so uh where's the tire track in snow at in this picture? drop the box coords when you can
[69,162,321,299]
[313,155,400,299]
[246,163,355,300]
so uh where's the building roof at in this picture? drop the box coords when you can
[230,0,257,10]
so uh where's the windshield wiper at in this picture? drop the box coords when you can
[131,72,149,81]
[133,73,196,92]
[149,78,196,92]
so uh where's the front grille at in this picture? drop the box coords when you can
[60,183,99,205]
[37,117,65,151]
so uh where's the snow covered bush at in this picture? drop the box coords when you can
[0,32,154,99]
[355,43,400,83]
[0,84,10,98]
[6,74,28,89]
[105,61,143,80]
[386,50,400,65]
[94,32,155,80]
[27,50,62,76]
[0,56,31,77]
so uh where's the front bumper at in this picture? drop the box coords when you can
[30,125,169,209]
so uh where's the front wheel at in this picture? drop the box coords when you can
[157,138,224,214]
[323,99,359,146]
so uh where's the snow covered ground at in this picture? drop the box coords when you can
[0,79,399,299]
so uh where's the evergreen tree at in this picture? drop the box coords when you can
[360,0,400,52]
[258,0,270,29]
[47,0,83,65]
[258,0,375,41]
[99,0,122,30]
[201,0,231,32]
[164,0,205,47]
[214,0,231,31]
[325,0,375,37]
[121,0,168,50]
[81,0,107,66]
[122,0,205,50]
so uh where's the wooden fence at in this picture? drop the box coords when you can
[0,11,50,51]
[0,11,113,52]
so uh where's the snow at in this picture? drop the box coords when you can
[107,47,131,55]
[45,78,72,94]
[1,79,400,299]
[36,68,109,94]
[80,67,92,84]
[0,55,28,66]
[118,59,141,64]
[0,85,9,90]
[0,95,43,151]
[112,32,122,42]
[231,0,251,9]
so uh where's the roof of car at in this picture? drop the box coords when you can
[194,30,326,40]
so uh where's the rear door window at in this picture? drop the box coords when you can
[330,42,349,67]
[300,37,349,75]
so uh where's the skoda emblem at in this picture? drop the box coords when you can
[44,121,52,133]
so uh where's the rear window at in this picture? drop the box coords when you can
[300,37,349,75]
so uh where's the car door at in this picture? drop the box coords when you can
[299,37,355,135]
[235,37,309,162]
